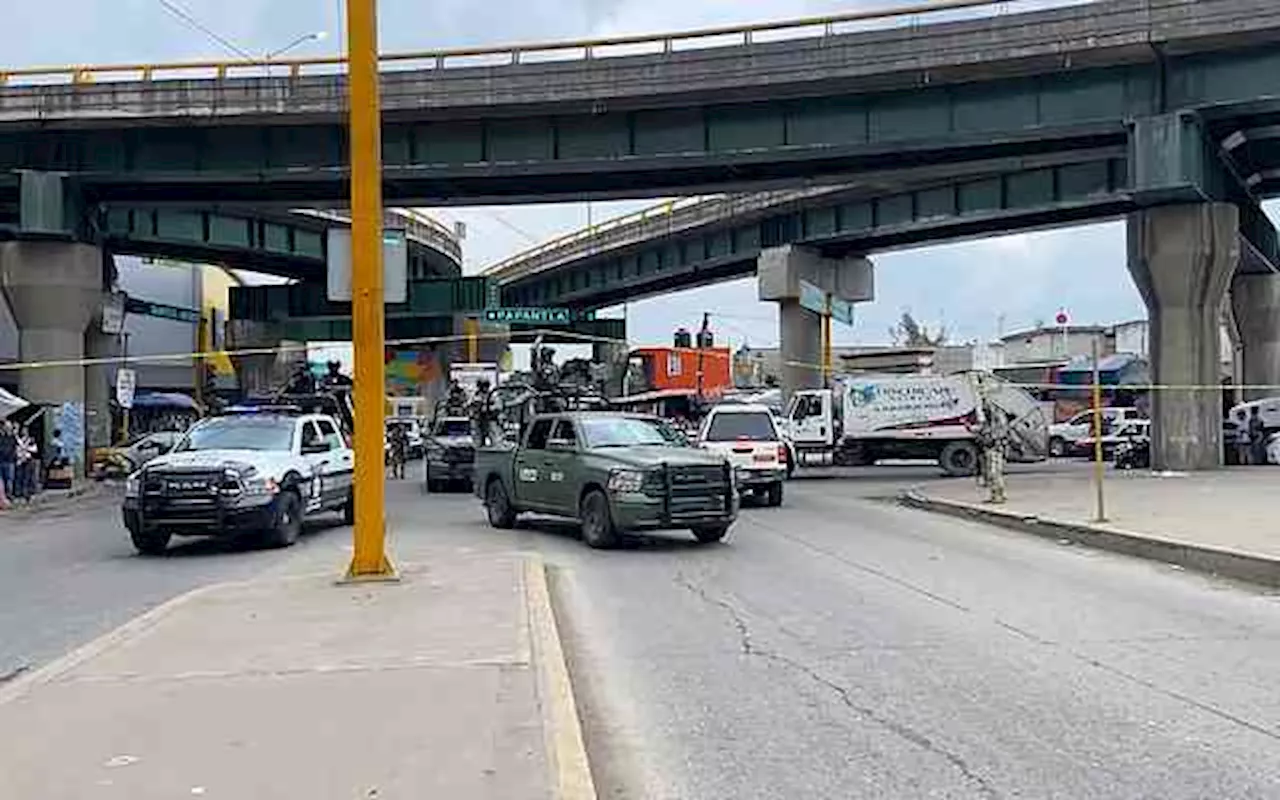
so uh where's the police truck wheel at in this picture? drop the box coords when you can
[485,479,517,529]
[131,528,171,556]
[692,523,731,543]
[264,491,302,548]
[765,482,784,507]
[580,489,618,549]
[940,441,980,477]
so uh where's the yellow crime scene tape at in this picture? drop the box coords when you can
[3,329,1275,395]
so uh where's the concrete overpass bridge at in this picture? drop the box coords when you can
[4,0,1280,469]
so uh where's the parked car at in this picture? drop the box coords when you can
[1049,407,1141,457]
[1067,418,1151,459]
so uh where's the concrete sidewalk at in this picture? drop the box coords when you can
[903,467,1280,587]
[0,554,594,800]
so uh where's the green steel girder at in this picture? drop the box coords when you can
[279,315,456,344]
[4,46,1280,204]
[230,276,492,323]
[104,207,460,280]
[502,155,1134,310]
[504,319,627,345]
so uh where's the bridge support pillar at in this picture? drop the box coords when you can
[1230,273,1280,402]
[226,320,288,395]
[0,241,106,475]
[592,340,629,397]
[84,324,121,449]
[758,245,874,408]
[1127,202,1238,471]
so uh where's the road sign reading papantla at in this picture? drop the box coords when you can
[482,308,597,325]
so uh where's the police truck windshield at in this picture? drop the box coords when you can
[176,418,295,453]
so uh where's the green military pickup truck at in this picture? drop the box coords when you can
[474,412,738,548]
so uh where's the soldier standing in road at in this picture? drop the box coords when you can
[977,390,1009,504]
[470,378,495,447]
[388,423,409,480]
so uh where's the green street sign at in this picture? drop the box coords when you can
[483,307,596,325]
[125,297,202,325]
[799,280,827,316]
[830,297,855,326]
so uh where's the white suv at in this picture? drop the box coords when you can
[697,403,788,506]
[122,411,355,555]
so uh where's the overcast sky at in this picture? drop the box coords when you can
[5,0,1276,352]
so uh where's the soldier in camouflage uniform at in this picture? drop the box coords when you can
[976,388,1009,504]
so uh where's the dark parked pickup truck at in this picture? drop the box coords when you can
[473,412,738,548]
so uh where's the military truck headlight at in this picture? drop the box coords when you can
[607,468,645,493]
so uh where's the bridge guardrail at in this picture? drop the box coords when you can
[0,0,1009,86]
[293,208,462,263]
[484,186,844,282]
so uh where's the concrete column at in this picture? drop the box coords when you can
[226,320,286,395]
[84,325,120,448]
[592,340,629,397]
[757,245,874,408]
[1127,203,1239,471]
[777,300,823,404]
[0,241,104,473]
[1230,273,1280,401]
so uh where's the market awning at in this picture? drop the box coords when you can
[0,387,28,420]
[1056,353,1149,386]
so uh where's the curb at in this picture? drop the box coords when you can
[899,490,1280,589]
[524,556,598,800]
[0,482,110,518]
[0,580,232,707]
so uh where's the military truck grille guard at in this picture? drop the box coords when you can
[658,463,733,521]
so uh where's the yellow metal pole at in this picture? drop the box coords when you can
[822,296,833,387]
[1090,337,1107,522]
[465,317,479,363]
[344,0,396,580]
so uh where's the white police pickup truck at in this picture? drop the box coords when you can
[122,409,354,555]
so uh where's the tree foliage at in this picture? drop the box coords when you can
[889,311,947,347]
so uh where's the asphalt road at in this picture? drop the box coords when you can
[5,464,1280,798]
[0,487,347,681]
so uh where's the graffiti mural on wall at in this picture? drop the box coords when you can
[385,348,445,398]
[56,401,86,467]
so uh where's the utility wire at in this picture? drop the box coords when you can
[155,0,256,60]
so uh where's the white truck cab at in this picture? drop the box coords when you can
[697,403,787,506]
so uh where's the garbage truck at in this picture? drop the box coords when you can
[782,373,1048,476]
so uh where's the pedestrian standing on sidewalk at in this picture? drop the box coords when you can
[0,420,18,503]
[1248,405,1268,465]
[14,426,37,502]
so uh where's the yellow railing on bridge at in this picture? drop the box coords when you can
[483,196,713,277]
[0,0,1018,86]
